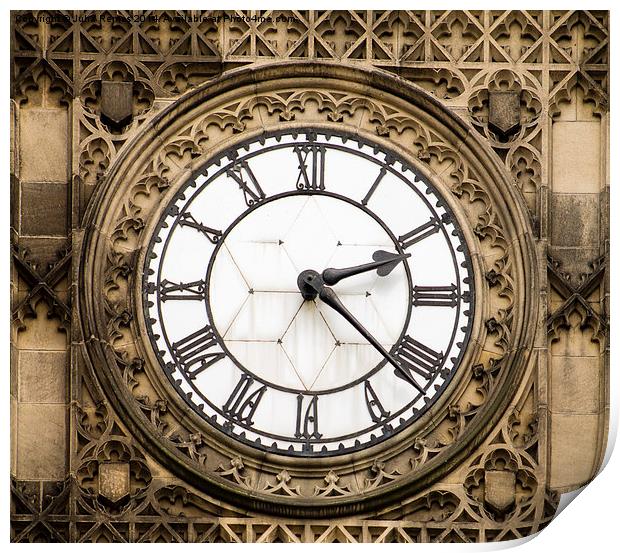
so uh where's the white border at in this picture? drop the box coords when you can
[2,3,616,550]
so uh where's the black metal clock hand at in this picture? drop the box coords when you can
[322,250,411,286]
[297,269,425,394]
[316,283,425,395]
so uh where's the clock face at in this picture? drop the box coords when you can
[142,129,474,456]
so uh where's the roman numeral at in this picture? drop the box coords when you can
[294,145,326,190]
[295,394,322,441]
[171,325,225,379]
[179,212,222,244]
[364,381,390,423]
[160,279,207,302]
[361,167,387,206]
[393,335,443,389]
[398,217,441,249]
[226,160,266,206]
[222,374,267,426]
[412,284,458,307]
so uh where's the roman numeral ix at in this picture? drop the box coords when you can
[160,279,207,302]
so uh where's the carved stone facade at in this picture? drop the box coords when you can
[10,10,609,543]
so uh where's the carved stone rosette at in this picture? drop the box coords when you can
[77,62,538,518]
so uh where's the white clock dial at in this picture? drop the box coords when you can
[143,129,474,456]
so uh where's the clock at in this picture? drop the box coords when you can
[142,129,474,456]
[79,63,537,520]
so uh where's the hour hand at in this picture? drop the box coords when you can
[322,250,410,286]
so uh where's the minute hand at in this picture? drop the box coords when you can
[322,250,411,286]
[318,285,425,394]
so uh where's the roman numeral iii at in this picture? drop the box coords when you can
[412,284,458,307]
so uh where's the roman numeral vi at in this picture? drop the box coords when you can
[295,394,322,441]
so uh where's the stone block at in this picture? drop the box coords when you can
[550,320,602,358]
[547,245,601,284]
[10,342,17,398]
[145,457,175,479]
[20,182,68,236]
[550,356,600,414]
[18,237,69,269]
[10,100,15,173]
[552,121,601,193]
[16,403,66,480]
[17,301,68,351]
[18,350,67,403]
[19,108,69,183]
[553,93,578,122]
[549,413,600,491]
[11,174,18,230]
[550,193,600,247]
[11,397,17,475]
[576,87,603,121]
[81,182,96,221]
[549,287,566,318]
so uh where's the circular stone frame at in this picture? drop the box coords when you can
[78,61,538,518]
